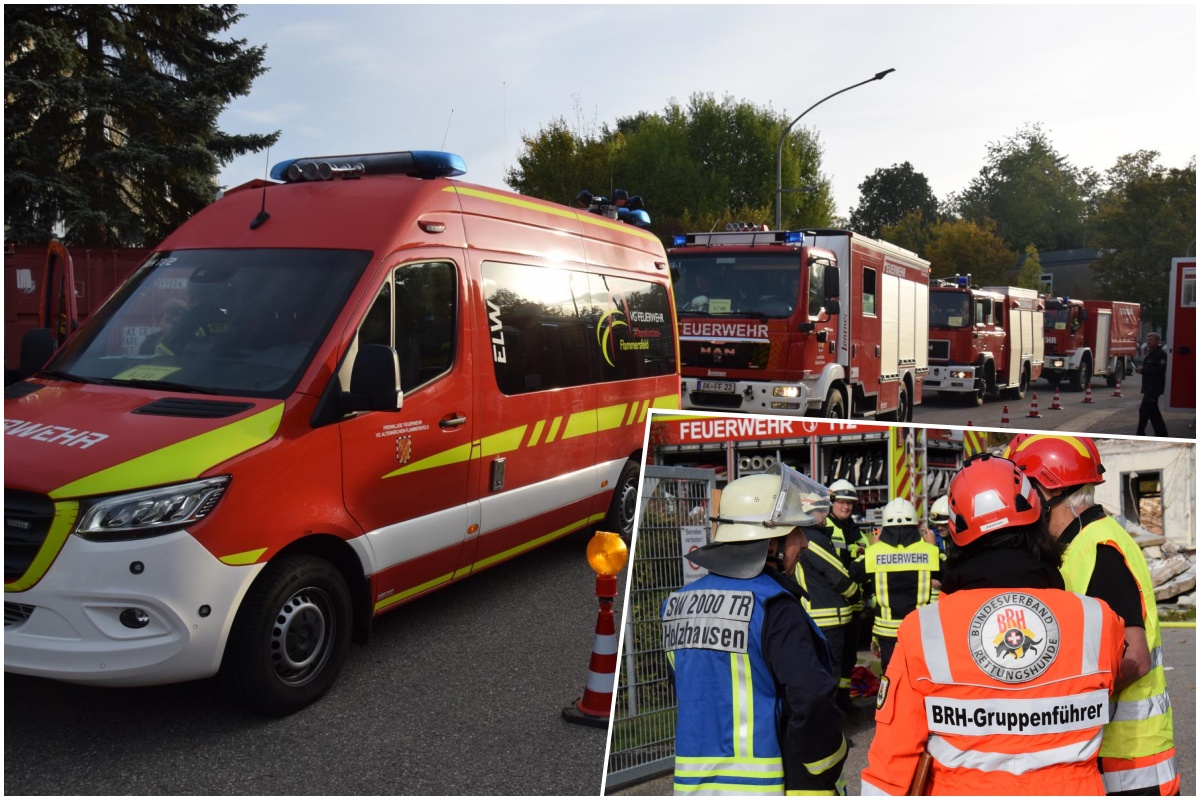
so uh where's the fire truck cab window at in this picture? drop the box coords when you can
[863,268,877,316]
[808,261,827,317]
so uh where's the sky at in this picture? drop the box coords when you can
[217,3,1197,221]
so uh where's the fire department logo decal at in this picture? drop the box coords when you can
[395,435,413,466]
[968,593,1060,684]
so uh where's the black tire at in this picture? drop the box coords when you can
[965,380,985,406]
[1106,359,1125,388]
[1068,355,1092,392]
[606,458,641,541]
[220,554,353,716]
[894,381,911,422]
[820,386,848,419]
[1003,363,1030,400]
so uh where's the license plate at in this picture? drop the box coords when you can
[698,380,736,393]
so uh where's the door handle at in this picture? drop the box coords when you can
[440,413,467,429]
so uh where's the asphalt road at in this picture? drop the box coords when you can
[610,625,1196,796]
[5,528,612,796]
[913,371,1196,439]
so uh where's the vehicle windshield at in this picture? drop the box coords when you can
[929,291,971,328]
[669,253,800,318]
[1044,306,1072,330]
[48,249,371,398]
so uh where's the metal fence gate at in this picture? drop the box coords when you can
[606,466,716,791]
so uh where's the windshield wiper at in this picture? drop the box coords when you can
[34,369,94,384]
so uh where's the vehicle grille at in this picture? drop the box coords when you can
[680,340,770,371]
[688,392,745,410]
[928,339,950,362]
[5,602,35,627]
[5,490,55,582]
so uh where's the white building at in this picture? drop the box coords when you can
[1094,438,1196,547]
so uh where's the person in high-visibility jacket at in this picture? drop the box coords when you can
[664,464,847,796]
[826,479,870,713]
[861,454,1125,796]
[1006,434,1179,796]
[794,482,860,713]
[863,498,940,674]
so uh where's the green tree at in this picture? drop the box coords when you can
[848,162,939,238]
[1090,152,1197,329]
[506,93,835,238]
[952,124,1096,252]
[5,4,278,247]
[883,216,1016,284]
[1016,244,1044,291]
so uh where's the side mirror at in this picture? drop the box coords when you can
[824,265,840,299]
[824,298,840,316]
[9,328,56,384]
[340,343,402,414]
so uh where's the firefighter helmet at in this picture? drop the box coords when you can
[689,464,831,578]
[880,498,918,528]
[928,495,950,526]
[828,479,859,503]
[946,454,1042,547]
[1004,434,1106,490]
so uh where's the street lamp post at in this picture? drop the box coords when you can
[775,68,895,230]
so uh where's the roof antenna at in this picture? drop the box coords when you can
[441,109,454,150]
[250,147,271,230]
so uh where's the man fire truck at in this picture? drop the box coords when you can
[670,225,930,420]
[1042,297,1140,390]
[925,277,1044,405]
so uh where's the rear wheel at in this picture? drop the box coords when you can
[894,381,911,422]
[1003,363,1030,400]
[1106,359,1125,388]
[220,554,353,716]
[606,459,641,541]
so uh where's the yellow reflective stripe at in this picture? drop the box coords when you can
[384,441,474,478]
[445,185,662,243]
[219,547,268,566]
[5,501,78,592]
[528,419,545,447]
[1009,433,1090,458]
[478,425,527,457]
[563,411,597,439]
[597,403,628,431]
[546,416,563,443]
[624,401,643,426]
[675,783,782,794]
[375,571,454,612]
[667,649,675,669]
[50,404,285,499]
[804,736,847,775]
[730,653,744,758]
[650,392,681,412]
[808,543,848,575]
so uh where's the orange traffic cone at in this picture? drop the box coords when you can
[1049,386,1064,410]
[1027,393,1042,418]
[1082,383,1094,404]
[1000,405,1010,428]
[563,573,619,728]
[1113,379,1124,398]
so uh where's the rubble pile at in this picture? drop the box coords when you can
[1116,515,1197,607]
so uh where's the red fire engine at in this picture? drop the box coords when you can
[926,277,1044,405]
[1042,296,1140,389]
[670,226,930,421]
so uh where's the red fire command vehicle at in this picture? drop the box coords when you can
[1042,296,1140,389]
[1166,257,1196,412]
[926,278,1044,405]
[670,226,930,421]
[4,150,680,715]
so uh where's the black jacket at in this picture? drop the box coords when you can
[1141,345,1168,397]
[794,525,859,627]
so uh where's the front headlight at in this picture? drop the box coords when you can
[75,477,231,541]
[773,386,802,398]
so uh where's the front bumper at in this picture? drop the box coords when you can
[681,378,814,416]
[5,531,263,686]
[926,365,977,393]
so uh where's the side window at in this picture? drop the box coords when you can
[862,268,877,316]
[483,261,593,395]
[808,261,827,317]
[395,262,457,393]
[359,284,392,347]
[588,273,677,382]
[974,299,987,326]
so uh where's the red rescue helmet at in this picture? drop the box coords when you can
[946,454,1042,547]
[1003,434,1106,490]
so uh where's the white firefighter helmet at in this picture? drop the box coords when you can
[689,464,831,578]
[928,495,950,526]
[828,479,858,503]
[880,497,918,528]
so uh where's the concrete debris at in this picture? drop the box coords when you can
[1112,513,1197,604]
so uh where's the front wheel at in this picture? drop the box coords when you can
[894,381,912,422]
[606,459,641,541]
[819,386,849,419]
[220,554,353,716]
[1069,356,1092,391]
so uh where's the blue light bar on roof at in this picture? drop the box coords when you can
[785,231,804,244]
[270,150,467,182]
[673,235,688,247]
[956,275,969,287]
